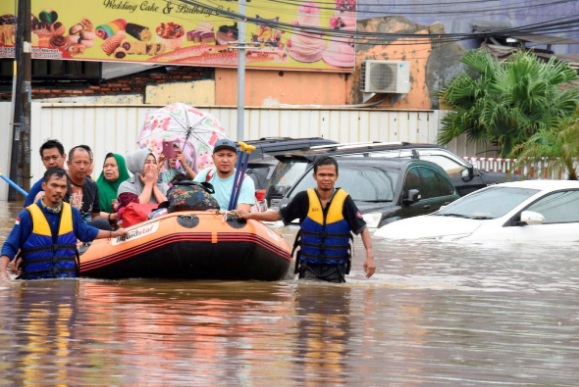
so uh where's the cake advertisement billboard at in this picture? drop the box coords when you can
[0,0,357,72]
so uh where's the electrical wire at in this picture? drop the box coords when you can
[176,0,579,44]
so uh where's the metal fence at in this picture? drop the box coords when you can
[465,157,570,179]
[0,102,502,200]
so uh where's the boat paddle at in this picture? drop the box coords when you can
[0,168,28,197]
[228,141,255,211]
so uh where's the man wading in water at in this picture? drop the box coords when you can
[0,168,127,280]
[236,156,375,283]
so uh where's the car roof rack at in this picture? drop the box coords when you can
[309,141,383,150]
[314,141,410,151]
[243,137,339,160]
[273,141,414,158]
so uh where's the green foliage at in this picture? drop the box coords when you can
[514,109,579,180]
[438,49,579,158]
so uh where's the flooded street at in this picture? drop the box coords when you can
[1,201,578,386]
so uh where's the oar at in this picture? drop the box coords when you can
[0,168,28,197]
[228,141,255,210]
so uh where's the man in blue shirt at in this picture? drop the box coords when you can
[24,139,67,207]
[0,168,127,281]
[193,139,256,211]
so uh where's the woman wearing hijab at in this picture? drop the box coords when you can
[118,149,168,204]
[96,153,130,227]
[116,149,168,227]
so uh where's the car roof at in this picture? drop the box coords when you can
[487,179,579,191]
[243,137,338,160]
[273,141,448,161]
[313,156,448,172]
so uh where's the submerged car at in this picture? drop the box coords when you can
[281,157,460,228]
[266,141,523,207]
[374,180,579,243]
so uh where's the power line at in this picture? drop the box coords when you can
[170,0,579,48]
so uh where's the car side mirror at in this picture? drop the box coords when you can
[461,167,474,182]
[519,210,544,225]
[403,189,421,205]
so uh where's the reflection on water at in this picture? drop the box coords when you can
[1,202,578,385]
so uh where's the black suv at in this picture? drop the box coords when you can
[242,137,338,189]
[280,157,460,228]
[266,141,522,207]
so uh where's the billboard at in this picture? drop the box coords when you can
[0,0,356,72]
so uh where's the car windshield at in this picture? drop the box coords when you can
[269,160,310,196]
[288,165,398,202]
[437,186,539,219]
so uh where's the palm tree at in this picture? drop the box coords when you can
[514,108,579,180]
[438,49,579,158]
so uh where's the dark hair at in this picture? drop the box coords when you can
[44,167,67,182]
[69,145,93,161]
[103,152,115,166]
[169,173,189,185]
[39,139,65,157]
[313,156,338,174]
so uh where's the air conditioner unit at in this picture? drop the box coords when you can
[360,60,410,94]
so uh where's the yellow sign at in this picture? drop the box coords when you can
[0,0,357,72]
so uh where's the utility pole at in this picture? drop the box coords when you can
[236,0,246,141]
[10,0,32,201]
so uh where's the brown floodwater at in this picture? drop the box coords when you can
[0,200,578,386]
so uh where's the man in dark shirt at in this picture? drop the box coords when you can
[24,139,67,207]
[236,156,375,282]
[65,145,110,230]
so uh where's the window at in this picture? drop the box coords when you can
[438,187,539,219]
[289,165,398,202]
[369,149,414,159]
[418,167,454,198]
[403,167,421,193]
[526,190,579,224]
[418,150,467,177]
[269,159,310,197]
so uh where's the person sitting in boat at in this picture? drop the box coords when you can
[158,143,197,184]
[117,149,169,223]
[0,167,128,281]
[96,153,130,229]
[235,156,376,283]
[24,139,67,207]
[193,139,256,212]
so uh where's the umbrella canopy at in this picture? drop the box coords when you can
[138,103,230,173]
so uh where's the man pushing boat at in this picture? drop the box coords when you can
[0,168,128,281]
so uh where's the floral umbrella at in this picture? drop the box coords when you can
[138,103,230,173]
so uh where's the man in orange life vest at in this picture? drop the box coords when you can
[0,168,127,281]
[236,156,375,283]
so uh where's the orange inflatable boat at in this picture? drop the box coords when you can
[79,211,292,281]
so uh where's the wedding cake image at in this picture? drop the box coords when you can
[323,0,356,68]
[288,2,326,63]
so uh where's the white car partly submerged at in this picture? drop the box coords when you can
[374,180,579,243]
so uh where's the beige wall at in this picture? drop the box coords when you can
[146,80,216,105]
[215,69,353,107]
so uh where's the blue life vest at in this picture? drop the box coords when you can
[21,203,79,279]
[298,188,352,267]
